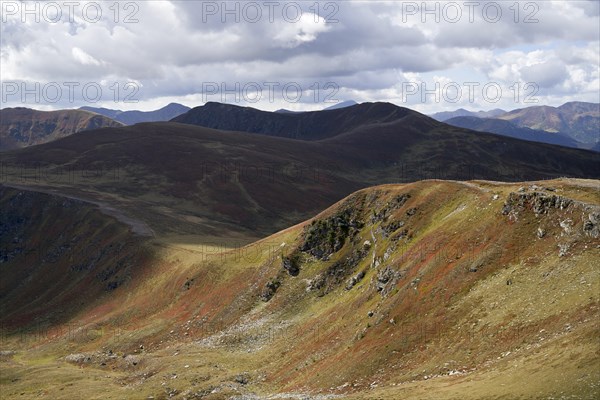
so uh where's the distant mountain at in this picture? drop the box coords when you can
[497,102,600,144]
[0,107,122,151]
[445,116,584,150]
[274,100,358,114]
[323,100,358,110]
[430,108,506,121]
[274,108,304,114]
[80,103,190,125]
[172,101,417,140]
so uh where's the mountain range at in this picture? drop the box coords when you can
[436,102,599,149]
[3,101,596,152]
[430,108,507,121]
[496,102,600,144]
[80,102,190,125]
[445,116,582,149]
[2,102,598,239]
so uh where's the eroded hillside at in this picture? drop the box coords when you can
[0,179,598,399]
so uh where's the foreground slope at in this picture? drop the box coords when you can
[0,108,123,151]
[1,179,598,399]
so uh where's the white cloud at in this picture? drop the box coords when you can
[0,1,598,111]
[72,47,102,66]
[272,13,331,48]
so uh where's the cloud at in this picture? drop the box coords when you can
[520,60,568,88]
[0,0,598,111]
[72,47,102,66]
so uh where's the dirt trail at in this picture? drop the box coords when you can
[2,183,155,237]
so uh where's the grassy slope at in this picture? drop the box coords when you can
[1,178,598,399]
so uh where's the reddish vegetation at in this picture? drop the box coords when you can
[1,179,598,399]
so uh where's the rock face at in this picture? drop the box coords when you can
[305,247,369,296]
[501,187,600,257]
[346,271,366,290]
[261,279,281,302]
[583,212,600,238]
[502,191,572,216]
[282,254,301,276]
[371,194,411,223]
[375,266,401,295]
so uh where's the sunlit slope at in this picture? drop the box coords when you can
[0,108,123,150]
[1,179,598,399]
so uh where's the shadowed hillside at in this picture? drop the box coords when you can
[171,101,418,140]
[3,111,600,236]
[1,116,598,238]
[0,186,152,331]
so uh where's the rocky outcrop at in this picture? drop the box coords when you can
[282,253,301,276]
[501,187,600,258]
[375,266,402,296]
[371,194,411,224]
[261,279,281,302]
[300,205,364,260]
[346,270,366,290]
[583,211,600,238]
[502,191,572,216]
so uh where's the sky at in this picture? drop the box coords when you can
[1,0,599,113]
